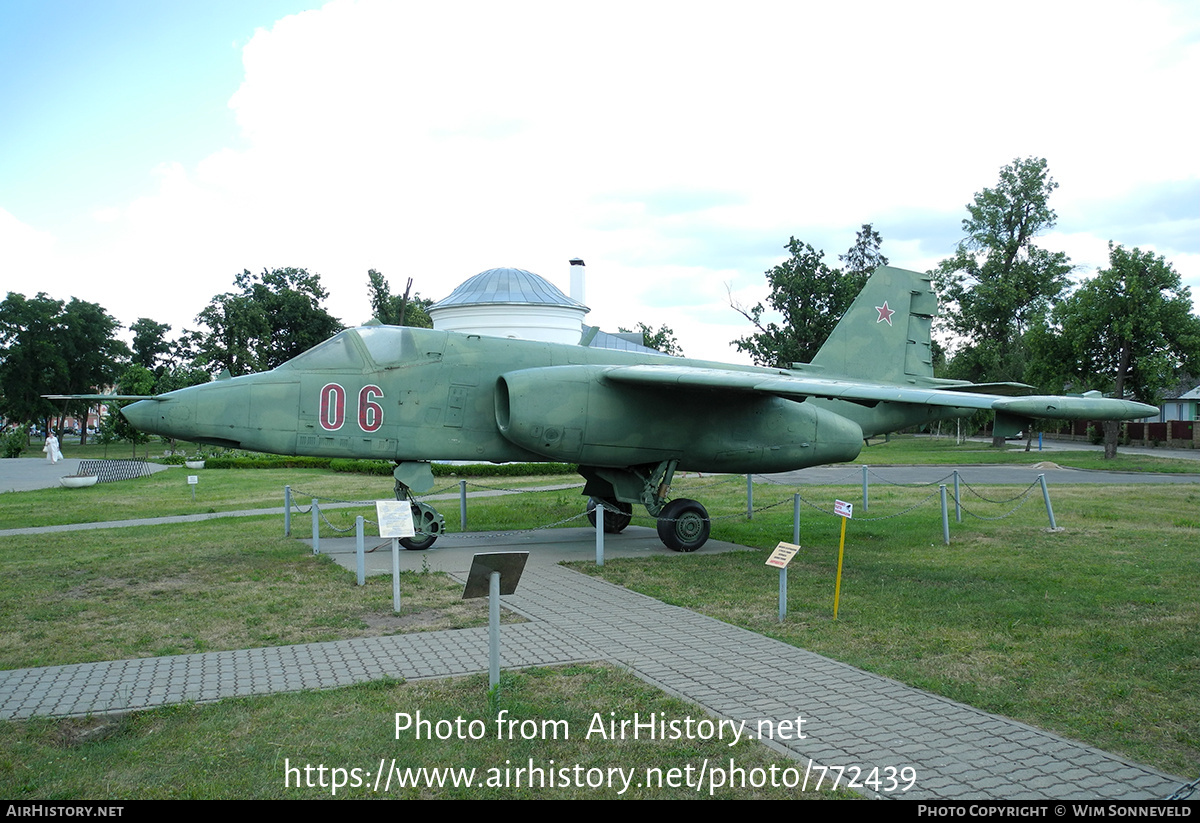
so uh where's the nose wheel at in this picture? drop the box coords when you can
[400,501,445,550]
[394,467,445,551]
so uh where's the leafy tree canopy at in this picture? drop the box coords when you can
[0,293,127,429]
[935,157,1072,383]
[130,318,173,373]
[0,292,66,426]
[367,269,433,328]
[732,225,887,368]
[1052,243,1200,405]
[1037,243,1200,457]
[196,268,343,375]
[617,322,684,356]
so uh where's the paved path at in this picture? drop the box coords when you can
[0,528,1186,800]
[0,457,170,493]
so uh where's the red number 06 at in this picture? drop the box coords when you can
[319,383,345,431]
[319,383,384,432]
[358,385,383,432]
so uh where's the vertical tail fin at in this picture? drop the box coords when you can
[806,266,937,382]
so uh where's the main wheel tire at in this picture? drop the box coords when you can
[400,501,444,550]
[656,498,710,552]
[586,498,633,533]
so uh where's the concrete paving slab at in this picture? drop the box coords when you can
[309,525,753,576]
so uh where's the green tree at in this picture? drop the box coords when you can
[1049,244,1200,458]
[839,223,889,283]
[59,298,129,444]
[0,294,127,441]
[935,157,1072,387]
[732,229,883,368]
[196,268,343,375]
[103,365,156,458]
[618,322,684,356]
[366,270,433,328]
[0,292,65,429]
[130,318,173,374]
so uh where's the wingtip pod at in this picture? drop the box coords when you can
[993,396,1158,422]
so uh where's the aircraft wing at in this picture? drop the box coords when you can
[43,394,161,401]
[602,365,1157,421]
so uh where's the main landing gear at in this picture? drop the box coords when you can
[580,460,712,552]
[393,461,445,551]
[655,498,711,552]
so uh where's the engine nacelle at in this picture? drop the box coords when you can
[495,366,862,472]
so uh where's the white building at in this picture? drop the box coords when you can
[429,263,661,353]
[429,266,589,345]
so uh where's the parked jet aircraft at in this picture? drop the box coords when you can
[110,266,1155,552]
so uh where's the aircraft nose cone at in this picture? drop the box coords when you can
[121,399,160,434]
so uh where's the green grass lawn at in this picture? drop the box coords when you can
[580,477,1200,778]
[0,466,580,530]
[853,433,1200,472]
[1,464,1196,794]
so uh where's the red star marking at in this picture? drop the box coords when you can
[876,301,895,325]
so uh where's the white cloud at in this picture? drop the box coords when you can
[0,0,1196,360]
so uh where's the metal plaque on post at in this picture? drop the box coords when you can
[375,500,415,538]
[463,552,530,689]
[463,552,530,599]
[376,500,416,613]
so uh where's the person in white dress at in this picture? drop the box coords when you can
[44,431,63,464]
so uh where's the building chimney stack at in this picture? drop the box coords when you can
[569,258,586,306]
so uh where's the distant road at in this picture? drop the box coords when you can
[763,463,1200,486]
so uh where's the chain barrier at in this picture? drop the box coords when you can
[1166,776,1199,801]
[292,470,1050,535]
[788,487,944,521]
[954,481,1041,521]
[866,466,956,488]
[958,478,1035,505]
[444,510,592,539]
[421,481,466,497]
[464,479,581,495]
[318,507,362,533]
[291,487,375,506]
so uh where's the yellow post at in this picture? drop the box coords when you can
[833,515,847,619]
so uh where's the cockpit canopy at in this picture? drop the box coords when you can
[276,326,413,371]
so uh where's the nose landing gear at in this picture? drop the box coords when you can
[393,461,445,550]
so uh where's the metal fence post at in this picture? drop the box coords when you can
[953,470,962,523]
[284,485,292,536]
[862,465,869,511]
[940,485,950,545]
[792,493,801,545]
[459,479,468,531]
[746,474,753,519]
[1039,474,1058,530]
[355,516,365,586]
[311,498,320,554]
[779,567,788,623]
[595,503,604,566]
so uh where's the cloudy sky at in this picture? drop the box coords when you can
[2,0,1197,363]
